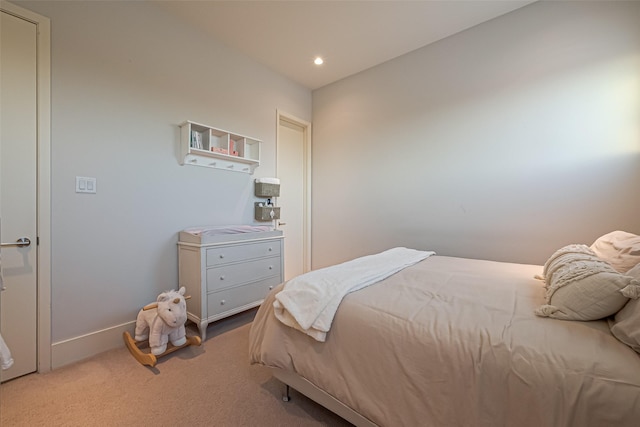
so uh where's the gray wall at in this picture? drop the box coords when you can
[18,1,311,359]
[312,1,640,269]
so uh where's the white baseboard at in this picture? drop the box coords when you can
[51,321,136,369]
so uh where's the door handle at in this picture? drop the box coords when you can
[278,222,287,226]
[0,237,31,248]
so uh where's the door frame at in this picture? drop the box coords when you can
[1,0,51,373]
[276,110,312,274]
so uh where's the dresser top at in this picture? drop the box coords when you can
[179,225,282,246]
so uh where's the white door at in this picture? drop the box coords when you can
[0,9,39,382]
[276,111,311,280]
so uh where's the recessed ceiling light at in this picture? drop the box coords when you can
[314,57,324,66]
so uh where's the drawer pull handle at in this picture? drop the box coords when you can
[269,266,273,270]
[268,247,272,251]
[269,286,273,290]
[220,299,226,305]
[220,276,225,280]
[219,254,224,259]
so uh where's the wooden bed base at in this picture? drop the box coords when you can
[271,368,378,427]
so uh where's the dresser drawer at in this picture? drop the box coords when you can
[207,275,281,317]
[206,240,281,267]
[206,256,281,292]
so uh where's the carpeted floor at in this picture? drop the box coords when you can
[0,310,352,426]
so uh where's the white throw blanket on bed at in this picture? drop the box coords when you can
[273,247,434,341]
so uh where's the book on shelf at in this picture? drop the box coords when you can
[191,130,203,149]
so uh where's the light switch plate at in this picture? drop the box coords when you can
[76,176,96,194]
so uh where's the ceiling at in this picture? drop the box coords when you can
[157,1,537,90]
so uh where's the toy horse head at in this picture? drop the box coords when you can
[156,286,187,327]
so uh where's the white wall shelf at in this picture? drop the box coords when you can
[179,120,261,174]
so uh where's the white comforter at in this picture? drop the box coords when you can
[273,247,434,341]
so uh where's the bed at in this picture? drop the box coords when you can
[249,232,640,427]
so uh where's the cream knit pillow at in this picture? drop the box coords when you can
[535,244,638,321]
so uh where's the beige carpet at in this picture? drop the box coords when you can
[0,310,352,426]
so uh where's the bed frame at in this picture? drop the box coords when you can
[272,368,378,427]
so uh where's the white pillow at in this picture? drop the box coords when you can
[590,231,640,273]
[609,263,640,352]
[535,244,637,321]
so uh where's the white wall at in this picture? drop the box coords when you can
[18,1,311,366]
[312,1,640,269]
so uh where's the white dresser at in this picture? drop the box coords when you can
[178,227,283,340]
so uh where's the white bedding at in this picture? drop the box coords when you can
[273,247,434,341]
